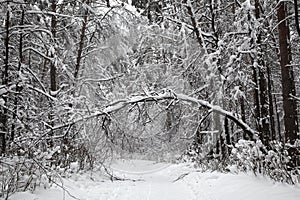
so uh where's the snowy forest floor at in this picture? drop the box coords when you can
[8,159,300,200]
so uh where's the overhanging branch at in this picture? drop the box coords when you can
[47,91,257,139]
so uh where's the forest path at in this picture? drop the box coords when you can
[8,159,300,200]
[107,159,202,200]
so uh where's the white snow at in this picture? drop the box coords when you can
[8,160,300,200]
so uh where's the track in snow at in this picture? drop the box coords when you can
[106,159,199,200]
[8,159,300,200]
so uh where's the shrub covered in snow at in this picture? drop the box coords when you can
[183,139,300,184]
[230,139,300,184]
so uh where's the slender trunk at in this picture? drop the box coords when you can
[48,0,58,148]
[221,115,230,158]
[11,8,25,142]
[224,115,231,145]
[209,0,218,48]
[232,0,236,15]
[220,130,226,159]
[50,0,57,93]
[277,1,299,144]
[258,66,270,145]
[74,8,88,80]
[165,110,173,142]
[294,0,300,36]
[240,96,246,123]
[255,0,271,146]
[183,0,202,46]
[266,66,276,140]
[252,66,261,133]
[274,94,282,142]
[1,8,10,154]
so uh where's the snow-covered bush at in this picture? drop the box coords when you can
[230,140,300,184]
[0,156,52,199]
[182,138,299,184]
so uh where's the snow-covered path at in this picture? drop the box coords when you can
[108,160,194,200]
[8,159,300,200]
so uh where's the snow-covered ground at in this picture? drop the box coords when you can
[8,159,300,200]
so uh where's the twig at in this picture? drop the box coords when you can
[172,172,190,182]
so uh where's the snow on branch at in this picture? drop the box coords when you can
[80,74,124,83]
[291,94,300,102]
[48,90,257,139]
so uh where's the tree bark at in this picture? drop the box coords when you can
[50,0,57,93]
[11,8,25,142]
[266,65,276,140]
[1,7,10,154]
[74,6,88,80]
[252,65,261,133]
[240,96,246,123]
[224,115,231,145]
[258,66,270,145]
[294,0,300,36]
[254,0,271,146]
[277,1,299,144]
[183,0,202,46]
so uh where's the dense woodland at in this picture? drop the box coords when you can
[0,0,300,197]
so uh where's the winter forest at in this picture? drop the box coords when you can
[0,0,300,199]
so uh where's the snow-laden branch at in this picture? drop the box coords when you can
[80,74,123,83]
[291,94,300,102]
[175,93,257,139]
[23,47,52,60]
[48,91,257,139]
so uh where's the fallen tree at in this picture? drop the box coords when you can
[47,90,257,140]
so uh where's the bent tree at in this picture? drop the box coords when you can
[1,2,300,197]
[48,91,257,140]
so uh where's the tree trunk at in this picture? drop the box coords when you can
[252,65,261,133]
[266,65,276,140]
[48,0,58,147]
[11,8,25,142]
[273,94,283,141]
[254,0,271,146]
[232,0,236,15]
[258,66,270,146]
[50,0,57,94]
[74,6,88,80]
[224,115,231,145]
[277,1,299,144]
[294,0,300,36]
[1,8,10,154]
[240,96,246,123]
[183,0,202,46]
